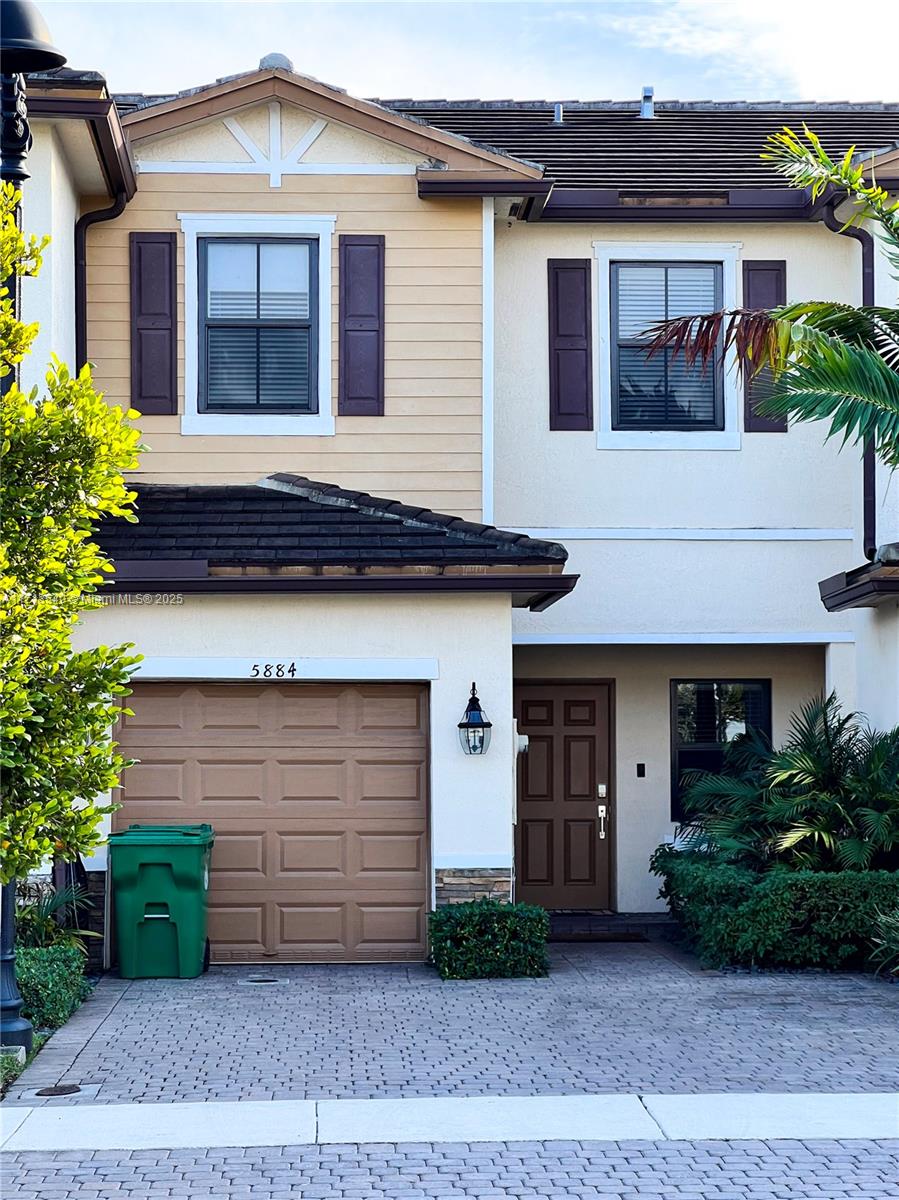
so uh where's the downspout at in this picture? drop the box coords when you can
[822,199,877,560]
[74,190,127,371]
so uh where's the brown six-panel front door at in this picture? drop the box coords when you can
[514,682,613,909]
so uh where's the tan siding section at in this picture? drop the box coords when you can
[86,173,483,517]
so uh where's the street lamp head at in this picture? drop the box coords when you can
[1,0,67,73]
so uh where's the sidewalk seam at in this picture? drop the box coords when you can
[636,1094,667,1139]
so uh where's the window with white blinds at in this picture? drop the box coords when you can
[199,238,317,413]
[611,262,723,431]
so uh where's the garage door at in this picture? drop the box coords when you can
[114,683,429,963]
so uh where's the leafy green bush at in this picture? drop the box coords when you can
[678,695,899,871]
[16,945,91,1029]
[652,849,899,969]
[429,898,549,980]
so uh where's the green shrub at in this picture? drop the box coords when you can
[429,897,549,980]
[678,695,899,871]
[652,850,899,969]
[15,945,91,1029]
[871,906,899,977]
[16,879,101,954]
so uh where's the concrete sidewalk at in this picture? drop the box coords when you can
[3,1092,898,1152]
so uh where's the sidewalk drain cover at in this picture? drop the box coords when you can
[240,976,281,985]
[36,1084,81,1096]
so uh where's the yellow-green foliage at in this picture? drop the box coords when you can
[0,183,143,880]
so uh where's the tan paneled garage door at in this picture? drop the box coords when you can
[115,683,429,963]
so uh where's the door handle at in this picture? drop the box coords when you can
[597,804,607,840]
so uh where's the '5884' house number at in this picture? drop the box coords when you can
[250,662,297,678]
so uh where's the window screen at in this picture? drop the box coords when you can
[199,238,317,413]
[670,679,772,820]
[612,262,723,431]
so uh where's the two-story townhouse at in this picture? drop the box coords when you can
[26,59,898,964]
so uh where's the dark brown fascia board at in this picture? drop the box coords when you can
[819,567,899,610]
[540,187,814,222]
[417,175,553,199]
[103,571,580,611]
[27,96,137,199]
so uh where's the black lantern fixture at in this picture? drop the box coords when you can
[1,0,66,1054]
[458,682,492,755]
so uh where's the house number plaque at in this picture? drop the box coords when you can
[250,662,298,678]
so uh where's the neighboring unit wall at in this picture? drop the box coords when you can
[857,217,899,730]
[514,643,826,911]
[21,125,79,391]
[86,169,484,516]
[75,593,515,889]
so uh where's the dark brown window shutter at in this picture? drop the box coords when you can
[743,259,787,432]
[339,234,385,416]
[548,259,593,430]
[129,232,177,415]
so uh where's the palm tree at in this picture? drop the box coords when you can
[645,127,899,467]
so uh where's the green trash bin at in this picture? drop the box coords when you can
[108,824,215,979]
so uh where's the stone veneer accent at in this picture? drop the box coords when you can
[434,867,512,905]
[84,869,107,973]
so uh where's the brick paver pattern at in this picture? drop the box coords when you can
[5,944,898,1105]
[4,1140,899,1199]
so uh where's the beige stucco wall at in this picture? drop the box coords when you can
[493,219,859,531]
[76,593,515,881]
[514,643,826,911]
[86,112,484,517]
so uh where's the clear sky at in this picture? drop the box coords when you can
[39,0,898,104]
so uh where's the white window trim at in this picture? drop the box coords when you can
[179,212,336,436]
[593,240,743,451]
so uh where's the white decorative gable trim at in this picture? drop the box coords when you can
[137,100,420,187]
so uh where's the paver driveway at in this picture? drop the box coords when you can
[6,943,898,1106]
[6,1139,899,1200]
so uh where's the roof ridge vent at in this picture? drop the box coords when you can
[553,102,564,125]
[259,52,293,72]
[640,85,654,119]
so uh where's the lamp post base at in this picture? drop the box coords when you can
[0,880,33,1053]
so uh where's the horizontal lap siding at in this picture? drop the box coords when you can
[85,175,483,517]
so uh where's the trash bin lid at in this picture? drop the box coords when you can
[108,823,214,846]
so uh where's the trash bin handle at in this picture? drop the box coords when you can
[143,914,171,920]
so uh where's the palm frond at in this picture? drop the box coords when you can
[760,335,899,465]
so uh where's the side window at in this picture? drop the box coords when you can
[199,237,318,414]
[670,679,772,821]
[612,261,723,431]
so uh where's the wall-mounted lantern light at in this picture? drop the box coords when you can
[458,682,492,755]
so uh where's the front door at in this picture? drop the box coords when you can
[514,682,613,909]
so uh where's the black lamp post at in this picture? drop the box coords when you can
[1,0,66,1052]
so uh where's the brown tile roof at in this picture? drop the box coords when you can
[97,476,567,569]
[383,102,899,191]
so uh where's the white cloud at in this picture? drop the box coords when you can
[594,0,899,101]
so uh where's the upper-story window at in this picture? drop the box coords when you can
[594,241,740,451]
[199,237,318,414]
[612,261,722,432]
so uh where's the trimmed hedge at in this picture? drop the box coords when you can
[653,849,899,969]
[16,945,91,1029]
[429,898,549,980]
